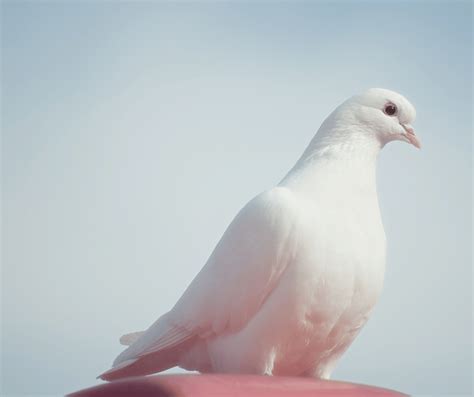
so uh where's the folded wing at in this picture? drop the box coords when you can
[100,187,300,380]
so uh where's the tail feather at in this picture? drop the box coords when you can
[119,331,145,346]
[99,335,198,381]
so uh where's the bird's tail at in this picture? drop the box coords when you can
[119,331,145,346]
[99,313,198,381]
[98,340,195,381]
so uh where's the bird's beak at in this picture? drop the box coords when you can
[400,124,421,149]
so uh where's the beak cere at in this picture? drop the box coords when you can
[401,124,421,149]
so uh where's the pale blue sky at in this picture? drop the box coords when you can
[1,1,472,396]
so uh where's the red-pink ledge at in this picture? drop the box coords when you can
[68,374,408,397]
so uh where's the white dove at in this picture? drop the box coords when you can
[100,88,420,381]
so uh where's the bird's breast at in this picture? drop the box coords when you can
[289,194,387,329]
[265,200,386,375]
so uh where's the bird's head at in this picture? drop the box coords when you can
[345,88,420,149]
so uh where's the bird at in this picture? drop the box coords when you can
[99,88,420,381]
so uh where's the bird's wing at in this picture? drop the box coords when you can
[172,186,300,334]
[113,186,300,367]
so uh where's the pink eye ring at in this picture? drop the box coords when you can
[384,103,398,116]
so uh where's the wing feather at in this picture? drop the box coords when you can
[111,187,300,371]
[171,186,300,335]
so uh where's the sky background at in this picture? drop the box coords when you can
[1,1,472,396]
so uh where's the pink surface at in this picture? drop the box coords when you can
[68,374,408,397]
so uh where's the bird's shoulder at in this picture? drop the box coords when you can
[169,187,302,334]
[239,186,302,226]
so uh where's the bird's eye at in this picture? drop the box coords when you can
[384,103,398,116]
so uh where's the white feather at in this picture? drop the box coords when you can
[103,88,418,380]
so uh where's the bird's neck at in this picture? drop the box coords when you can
[280,127,381,199]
